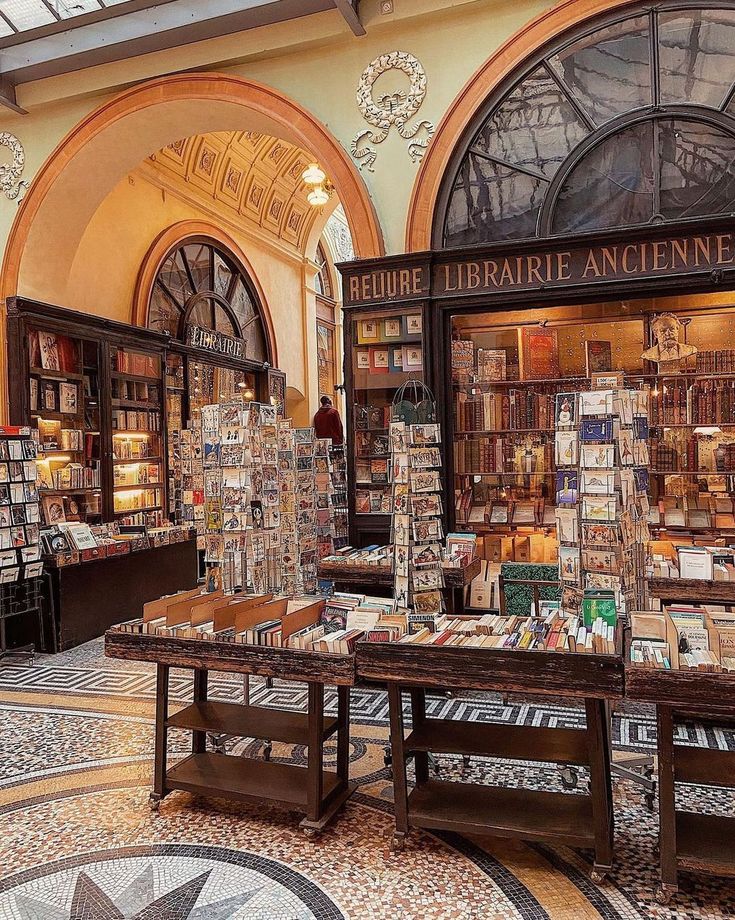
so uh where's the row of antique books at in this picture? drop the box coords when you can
[396,603,617,654]
[454,389,555,432]
[453,438,554,475]
[112,409,161,431]
[650,379,735,426]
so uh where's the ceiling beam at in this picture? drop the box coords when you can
[0,0,337,86]
[0,75,27,115]
[333,0,365,36]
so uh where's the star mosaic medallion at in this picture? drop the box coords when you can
[0,847,345,920]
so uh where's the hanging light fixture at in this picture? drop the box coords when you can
[307,185,330,207]
[302,163,326,186]
[302,162,332,208]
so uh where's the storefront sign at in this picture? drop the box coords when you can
[185,324,244,359]
[433,232,735,296]
[341,228,735,306]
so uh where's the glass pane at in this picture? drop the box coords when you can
[157,250,193,306]
[0,0,55,30]
[473,66,588,179]
[552,121,655,233]
[245,324,267,363]
[188,297,212,329]
[183,243,211,292]
[659,118,735,219]
[444,154,547,245]
[659,10,735,109]
[148,283,181,337]
[214,303,236,335]
[549,15,651,125]
[53,0,100,17]
[230,278,257,332]
[213,252,233,299]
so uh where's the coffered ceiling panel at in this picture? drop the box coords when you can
[141,130,332,253]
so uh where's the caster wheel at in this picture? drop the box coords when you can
[302,827,318,839]
[390,833,406,853]
[560,767,578,790]
[655,886,674,905]
[590,869,606,884]
[263,743,272,763]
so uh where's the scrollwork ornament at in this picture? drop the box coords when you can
[351,51,434,172]
[0,132,29,201]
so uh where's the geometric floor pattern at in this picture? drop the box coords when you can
[1,638,735,920]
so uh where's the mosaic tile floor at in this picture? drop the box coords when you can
[0,639,734,919]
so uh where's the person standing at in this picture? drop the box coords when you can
[313,395,344,445]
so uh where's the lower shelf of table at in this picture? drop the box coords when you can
[167,702,339,745]
[675,811,735,876]
[405,719,589,765]
[166,752,342,811]
[407,780,595,847]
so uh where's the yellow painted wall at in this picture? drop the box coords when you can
[0,0,550,262]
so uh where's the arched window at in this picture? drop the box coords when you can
[438,4,735,247]
[314,241,334,301]
[148,238,269,363]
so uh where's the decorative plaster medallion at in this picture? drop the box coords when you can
[0,132,29,201]
[351,51,434,171]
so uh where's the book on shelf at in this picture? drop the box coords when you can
[521,326,559,380]
[584,341,612,376]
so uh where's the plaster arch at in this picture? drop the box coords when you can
[1,72,384,305]
[404,0,640,252]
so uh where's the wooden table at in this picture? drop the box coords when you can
[648,577,735,605]
[626,657,735,902]
[105,629,355,836]
[318,557,481,612]
[357,640,623,879]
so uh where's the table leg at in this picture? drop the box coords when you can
[656,705,678,902]
[410,687,429,784]
[388,682,409,850]
[337,685,351,788]
[151,663,170,811]
[192,669,208,754]
[306,681,324,823]
[585,697,614,879]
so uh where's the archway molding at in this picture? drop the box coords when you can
[1,71,384,304]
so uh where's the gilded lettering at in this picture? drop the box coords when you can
[670,239,689,269]
[466,262,481,288]
[694,236,712,266]
[582,250,603,278]
[483,260,499,288]
[716,234,734,265]
[601,247,618,275]
[527,255,544,284]
[557,252,572,281]
[621,244,639,273]
[412,266,423,293]
[499,259,516,285]
[442,264,458,292]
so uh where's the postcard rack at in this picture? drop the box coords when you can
[626,639,735,902]
[356,639,623,879]
[105,627,355,836]
[0,574,48,663]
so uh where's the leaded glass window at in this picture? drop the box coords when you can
[439,3,735,247]
[147,239,268,363]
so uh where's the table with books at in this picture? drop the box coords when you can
[105,588,356,836]
[356,604,624,880]
[627,605,735,902]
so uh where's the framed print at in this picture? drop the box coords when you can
[384,317,401,338]
[405,314,422,336]
[360,319,378,341]
[489,501,509,524]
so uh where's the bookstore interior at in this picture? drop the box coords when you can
[6,4,735,910]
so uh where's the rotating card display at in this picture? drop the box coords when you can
[200,400,334,595]
[554,388,650,620]
[390,385,445,632]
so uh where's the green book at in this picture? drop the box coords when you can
[582,591,617,628]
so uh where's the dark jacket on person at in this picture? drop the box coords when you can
[313,405,344,444]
